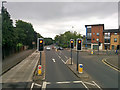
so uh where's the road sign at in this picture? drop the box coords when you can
[78,64,83,73]
[37,38,44,51]
[70,39,74,49]
[77,38,82,50]
[38,65,42,75]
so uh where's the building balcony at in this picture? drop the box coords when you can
[104,43,110,44]
[104,36,110,39]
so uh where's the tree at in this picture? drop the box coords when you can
[54,31,82,48]
[44,38,53,45]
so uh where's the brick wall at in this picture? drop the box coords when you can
[91,26,104,43]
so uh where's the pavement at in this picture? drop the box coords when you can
[32,51,46,89]
[2,49,35,75]
[2,50,40,89]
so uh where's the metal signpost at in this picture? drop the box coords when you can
[76,38,82,71]
[37,38,44,75]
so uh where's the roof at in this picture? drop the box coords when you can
[103,29,120,33]
[85,24,104,27]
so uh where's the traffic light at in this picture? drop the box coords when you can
[70,39,74,49]
[38,38,44,51]
[77,39,82,50]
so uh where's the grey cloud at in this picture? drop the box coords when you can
[5,2,118,21]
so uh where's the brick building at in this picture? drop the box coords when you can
[85,24,104,50]
[85,24,120,50]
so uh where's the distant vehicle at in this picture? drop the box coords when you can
[57,47,63,50]
[52,46,54,49]
[46,46,51,51]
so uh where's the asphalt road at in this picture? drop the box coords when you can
[58,49,119,89]
[45,49,87,89]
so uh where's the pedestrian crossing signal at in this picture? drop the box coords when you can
[77,39,82,50]
[38,38,44,51]
[70,39,74,49]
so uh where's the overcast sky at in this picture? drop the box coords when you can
[1,0,119,39]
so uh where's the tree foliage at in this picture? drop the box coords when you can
[54,31,82,48]
[2,7,43,59]
[44,38,53,45]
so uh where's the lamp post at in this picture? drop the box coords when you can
[2,1,7,13]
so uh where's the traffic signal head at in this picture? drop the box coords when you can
[38,38,44,51]
[70,39,74,48]
[77,39,82,50]
[99,42,101,46]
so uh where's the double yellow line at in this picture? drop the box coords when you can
[102,59,120,72]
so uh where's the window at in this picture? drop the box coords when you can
[87,33,91,38]
[105,39,110,43]
[93,33,95,35]
[87,28,91,33]
[114,38,117,42]
[97,33,99,36]
[108,33,110,36]
[114,33,117,35]
[93,38,95,40]
[112,45,114,50]
[96,38,99,41]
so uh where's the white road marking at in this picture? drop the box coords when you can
[42,81,47,90]
[61,59,66,64]
[46,82,51,85]
[65,59,69,64]
[43,80,101,89]
[58,56,61,59]
[83,81,96,86]
[52,58,56,62]
[81,81,89,90]
[34,83,42,87]
[65,56,68,59]
[92,81,102,90]
[56,81,71,84]
[30,82,34,90]
[73,81,82,83]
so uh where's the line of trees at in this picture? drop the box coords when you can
[54,31,83,48]
[2,7,42,59]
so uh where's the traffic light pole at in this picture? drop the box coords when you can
[98,42,99,55]
[77,50,79,71]
[40,51,42,65]
[71,48,72,65]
